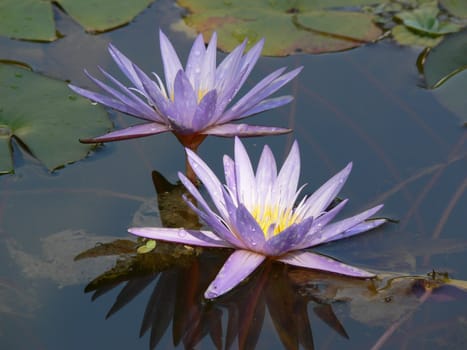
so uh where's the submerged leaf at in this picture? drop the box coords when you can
[177,0,383,55]
[0,63,111,174]
[424,29,467,88]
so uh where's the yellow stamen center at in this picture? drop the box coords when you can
[251,205,299,238]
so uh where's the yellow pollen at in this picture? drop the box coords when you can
[251,205,299,238]
[197,89,207,103]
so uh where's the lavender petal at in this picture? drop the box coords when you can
[278,251,375,278]
[159,30,183,96]
[263,216,314,256]
[302,163,353,219]
[192,90,217,131]
[128,227,229,248]
[309,204,384,246]
[204,250,266,299]
[326,218,387,243]
[80,122,170,143]
[203,123,291,137]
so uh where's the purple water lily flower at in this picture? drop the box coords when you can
[129,138,386,299]
[69,30,302,151]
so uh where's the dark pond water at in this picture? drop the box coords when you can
[1,1,466,349]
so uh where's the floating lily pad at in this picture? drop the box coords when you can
[424,29,467,88]
[0,0,56,41]
[57,0,154,33]
[396,5,463,35]
[0,0,154,42]
[0,63,111,174]
[440,0,467,18]
[178,0,383,56]
[392,24,443,47]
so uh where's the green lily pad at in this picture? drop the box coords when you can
[0,0,56,41]
[396,5,463,35]
[56,0,154,33]
[392,24,443,47]
[424,29,467,88]
[0,63,111,174]
[440,0,467,18]
[178,0,383,56]
[0,0,154,42]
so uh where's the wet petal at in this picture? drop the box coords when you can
[255,145,277,201]
[80,122,170,143]
[234,137,256,208]
[204,250,266,299]
[223,155,237,199]
[264,216,314,256]
[302,163,353,218]
[295,199,349,249]
[108,43,144,92]
[159,30,183,96]
[232,204,266,252]
[69,84,148,120]
[199,32,217,93]
[185,34,206,89]
[203,123,291,137]
[192,90,217,131]
[238,95,294,119]
[278,251,374,278]
[309,205,384,246]
[128,227,229,248]
[185,149,228,218]
[172,70,197,127]
[273,141,300,206]
[326,218,387,243]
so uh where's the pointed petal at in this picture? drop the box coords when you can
[78,69,158,121]
[326,218,386,243]
[203,123,291,137]
[310,204,384,246]
[199,32,217,93]
[223,66,302,122]
[237,38,264,88]
[272,141,300,207]
[69,84,149,120]
[278,251,374,278]
[302,163,353,218]
[223,155,237,199]
[185,34,206,89]
[128,227,228,248]
[215,39,246,93]
[79,122,170,143]
[232,204,266,252]
[159,30,183,96]
[178,172,245,248]
[204,250,266,299]
[108,43,144,92]
[172,70,197,127]
[221,67,286,122]
[295,199,349,249]
[255,145,277,197]
[185,148,227,217]
[234,137,256,208]
[238,95,293,118]
[130,63,172,121]
[192,89,217,130]
[264,216,314,256]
